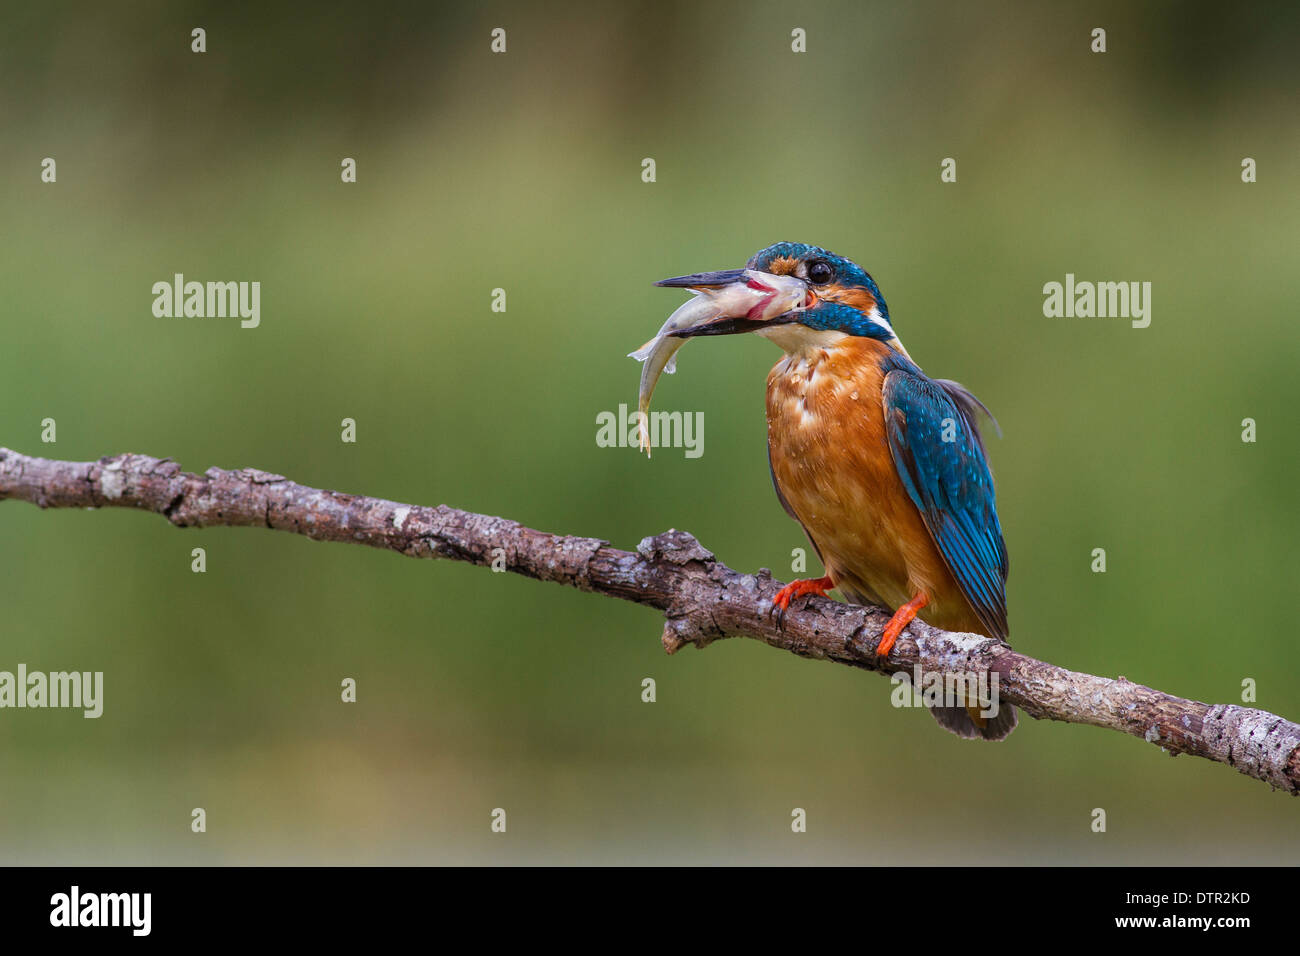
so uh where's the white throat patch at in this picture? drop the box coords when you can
[755,323,850,355]
[756,306,911,360]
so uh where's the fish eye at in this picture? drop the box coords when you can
[807,260,833,284]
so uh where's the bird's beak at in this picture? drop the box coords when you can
[653,269,750,289]
[653,269,809,338]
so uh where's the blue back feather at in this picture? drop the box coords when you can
[879,352,1009,639]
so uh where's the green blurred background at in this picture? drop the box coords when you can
[1,1,1297,864]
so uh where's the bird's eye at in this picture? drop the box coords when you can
[807,260,833,284]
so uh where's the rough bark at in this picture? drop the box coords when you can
[3,446,1297,794]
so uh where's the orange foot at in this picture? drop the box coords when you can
[878,592,929,657]
[771,575,834,625]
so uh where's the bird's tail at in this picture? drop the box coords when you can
[929,702,1018,741]
[836,584,1017,741]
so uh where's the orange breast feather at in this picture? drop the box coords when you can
[765,338,986,635]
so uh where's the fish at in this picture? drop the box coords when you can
[629,271,807,456]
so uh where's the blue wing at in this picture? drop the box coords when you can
[881,367,1009,639]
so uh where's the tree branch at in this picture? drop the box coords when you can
[3,446,1297,794]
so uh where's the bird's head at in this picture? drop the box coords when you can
[655,241,908,357]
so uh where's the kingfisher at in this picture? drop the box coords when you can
[655,242,1017,740]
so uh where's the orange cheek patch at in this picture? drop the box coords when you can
[820,284,878,314]
[765,256,800,276]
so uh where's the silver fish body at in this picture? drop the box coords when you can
[629,271,807,455]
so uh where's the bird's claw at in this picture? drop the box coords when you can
[769,597,790,630]
[877,591,930,657]
[769,576,835,630]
